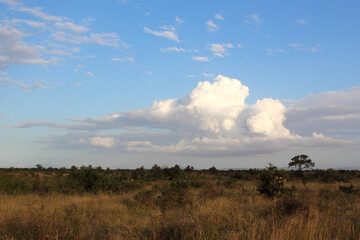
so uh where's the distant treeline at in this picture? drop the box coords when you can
[0,164,359,195]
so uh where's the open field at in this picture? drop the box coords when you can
[0,166,359,239]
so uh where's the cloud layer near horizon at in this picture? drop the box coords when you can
[11,75,356,157]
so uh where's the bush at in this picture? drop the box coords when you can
[163,165,183,180]
[156,178,192,210]
[339,184,358,194]
[314,169,350,183]
[134,189,156,207]
[275,194,305,215]
[199,181,224,200]
[256,163,287,198]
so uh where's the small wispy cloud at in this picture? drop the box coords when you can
[53,31,127,48]
[5,19,46,29]
[175,16,184,24]
[214,14,224,20]
[297,19,307,25]
[289,43,302,48]
[160,47,198,53]
[55,22,88,33]
[244,13,262,25]
[193,56,210,62]
[308,44,321,52]
[112,57,135,63]
[85,72,94,76]
[206,20,218,32]
[72,83,82,88]
[161,47,186,53]
[143,26,179,42]
[0,0,21,7]
[202,73,215,78]
[0,77,55,89]
[266,48,285,55]
[208,43,234,57]
[186,74,196,78]
[289,43,321,52]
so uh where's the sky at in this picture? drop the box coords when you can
[0,0,359,169]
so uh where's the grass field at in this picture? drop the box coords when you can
[0,167,359,240]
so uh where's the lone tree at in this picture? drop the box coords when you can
[288,154,315,171]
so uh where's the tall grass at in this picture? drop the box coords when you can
[0,179,359,239]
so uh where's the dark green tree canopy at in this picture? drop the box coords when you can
[288,154,315,171]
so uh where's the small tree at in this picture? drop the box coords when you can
[257,163,287,198]
[209,166,218,175]
[36,164,44,171]
[288,154,315,171]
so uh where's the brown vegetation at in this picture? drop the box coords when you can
[0,166,359,240]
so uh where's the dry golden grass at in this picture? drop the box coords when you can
[0,180,359,240]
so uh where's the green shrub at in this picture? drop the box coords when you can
[256,163,287,198]
[134,189,156,207]
[156,178,192,210]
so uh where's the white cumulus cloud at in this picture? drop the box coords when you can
[12,75,355,156]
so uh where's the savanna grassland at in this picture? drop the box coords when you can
[0,165,359,240]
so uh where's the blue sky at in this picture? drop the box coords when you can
[0,0,359,169]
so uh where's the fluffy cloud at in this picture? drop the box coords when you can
[247,98,291,138]
[185,75,249,133]
[143,26,179,42]
[12,75,354,156]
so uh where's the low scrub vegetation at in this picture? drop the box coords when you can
[0,164,359,239]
